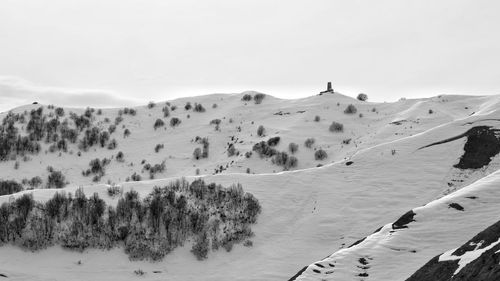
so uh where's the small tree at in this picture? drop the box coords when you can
[147,101,155,109]
[257,125,265,137]
[314,115,320,122]
[193,148,202,160]
[288,142,298,154]
[357,93,368,101]
[227,144,237,157]
[116,151,124,162]
[162,106,170,117]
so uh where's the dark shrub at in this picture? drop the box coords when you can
[191,232,209,260]
[107,139,117,150]
[153,119,165,130]
[314,115,320,122]
[55,107,65,117]
[147,101,155,109]
[267,136,280,146]
[344,104,357,114]
[315,149,328,160]
[252,141,277,158]
[193,148,202,160]
[304,138,315,148]
[28,176,42,188]
[184,102,192,110]
[162,106,170,117]
[288,142,298,154]
[123,129,131,138]
[227,144,237,157]
[241,94,252,101]
[108,124,116,134]
[253,93,265,104]
[193,103,205,112]
[154,144,164,153]
[116,151,124,162]
[170,117,181,127]
[47,170,66,189]
[329,121,344,132]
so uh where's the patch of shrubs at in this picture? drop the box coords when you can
[272,152,298,170]
[28,176,42,189]
[0,180,23,195]
[0,179,262,261]
[252,141,277,158]
[82,158,111,182]
[144,161,166,179]
[46,168,67,189]
[193,137,209,159]
[107,185,122,198]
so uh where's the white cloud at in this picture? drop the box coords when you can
[0,76,142,112]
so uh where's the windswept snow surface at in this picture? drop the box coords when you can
[1,92,500,280]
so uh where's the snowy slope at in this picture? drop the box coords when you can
[1,92,500,281]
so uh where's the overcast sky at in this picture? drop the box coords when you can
[0,0,499,111]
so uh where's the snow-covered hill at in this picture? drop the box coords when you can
[1,91,500,281]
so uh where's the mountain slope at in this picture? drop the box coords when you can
[1,92,500,281]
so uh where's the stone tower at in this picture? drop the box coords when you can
[320,82,334,94]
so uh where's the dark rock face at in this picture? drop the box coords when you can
[448,203,465,211]
[454,127,500,169]
[406,220,500,281]
[392,210,416,230]
[419,126,500,170]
